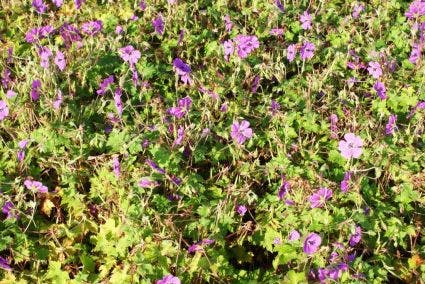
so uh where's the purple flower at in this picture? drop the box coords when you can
[38,46,52,68]
[0,100,9,121]
[224,15,233,32]
[270,99,281,115]
[97,75,114,95]
[329,114,338,139]
[52,0,63,7]
[288,230,301,241]
[385,114,397,135]
[188,244,203,254]
[338,133,363,159]
[24,180,48,193]
[18,140,28,149]
[173,126,185,147]
[53,91,63,110]
[60,23,82,48]
[234,35,260,59]
[168,0,177,4]
[1,69,12,89]
[31,79,42,101]
[171,174,182,185]
[114,88,123,117]
[236,205,247,216]
[251,75,260,93]
[138,178,159,188]
[352,4,365,19]
[340,171,352,193]
[75,0,85,9]
[278,175,290,200]
[115,25,123,35]
[367,61,382,79]
[300,42,315,60]
[231,120,253,145]
[407,101,425,119]
[173,58,192,85]
[275,0,284,12]
[309,188,333,208]
[156,274,180,284]
[373,81,387,100]
[139,0,147,10]
[0,257,11,271]
[6,90,16,99]
[273,237,282,245]
[119,45,141,66]
[409,43,422,64]
[54,51,66,71]
[112,156,120,178]
[25,25,54,43]
[349,226,362,247]
[286,44,297,62]
[2,202,15,219]
[220,102,228,112]
[81,20,103,36]
[270,28,284,36]
[32,0,47,14]
[152,15,165,35]
[405,0,425,19]
[178,29,185,45]
[7,47,13,64]
[146,159,166,174]
[300,11,312,30]
[167,96,192,119]
[223,40,235,61]
[303,233,322,255]
[17,139,28,162]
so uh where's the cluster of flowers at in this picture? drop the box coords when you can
[223,35,260,61]
[31,0,85,13]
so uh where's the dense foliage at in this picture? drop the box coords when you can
[0,0,424,283]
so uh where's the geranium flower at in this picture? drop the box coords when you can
[373,81,387,100]
[173,58,192,85]
[288,230,301,241]
[231,120,253,144]
[338,133,363,159]
[349,226,362,246]
[367,62,382,78]
[54,51,66,71]
[156,274,180,284]
[119,45,141,66]
[385,114,397,135]
[287,44,297,62]
[309,188,332,208]
[300,42,315,60]
[152,15,165,35]
[24,180,48,193]
[0,100,9,121]
[236,205,247,216]
[300,11,312,30]
[303,233,322,255]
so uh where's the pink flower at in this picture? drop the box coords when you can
[300,11,312,30]
[287,44,297,62]
[119,45,141,66]
[0,100,9,121]
[231,120,253,144]
[338,133,363,159]
[236,205,247,216]
[367,61,382,78]
[309,188,333,208]
[54,51,66,71]
[24,180,48,193]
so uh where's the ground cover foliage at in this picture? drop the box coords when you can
[0,0,425,283]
